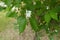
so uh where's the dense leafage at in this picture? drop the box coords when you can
[0,0,60,40]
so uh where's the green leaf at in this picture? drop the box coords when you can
[23,0,32,4]
[29,16,38,32]
[50,0,56,7]
[23,0,35,11]
[49,35,54,40]
[36,9,43,16]
[35,1,41,9]
[3,0,12,6]
[49,10,58,20]
[44,13,51,24]
[6,11,17,18]
[20,9,26,16]
[0,7,5,11]
[17,16,27,33]
[26,3,35,11]
[59,16,60,21]
[55,6,60,12]
[13,0,21,7]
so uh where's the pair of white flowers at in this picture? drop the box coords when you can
[0,1,7,7]
[11,7,32,19]
[0,1,18,12]
[0,1,32,19]
[0,1,49,19]
[11,6,18,12]
[26,10,31,19]
[11,6,32,19]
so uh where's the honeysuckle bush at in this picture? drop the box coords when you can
[0,0,60,40]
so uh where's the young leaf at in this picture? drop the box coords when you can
[17,16,27,33]
[49,10,58,20]
[44,13,51,24]
[29,16,38,32]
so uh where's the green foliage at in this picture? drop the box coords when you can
[0,0,60,40]
[49,10,58,20]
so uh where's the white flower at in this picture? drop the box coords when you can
[33,2,36,5]
[0,1,7,7]
[11,6,16,11]
[3,5,7,7]
[15,7,19,12]
[46,6,49,10]
[55,30,58,32]
[41,1,43,4]
[11,6,18,12]
[0,1,5,5]
[26,10,32,19]
[48,28,49,30]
